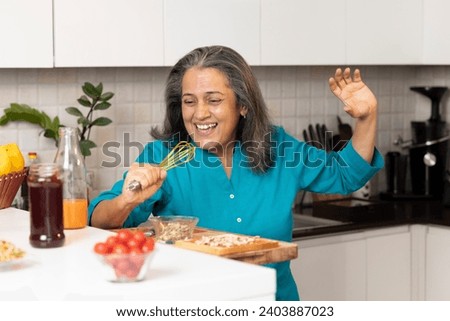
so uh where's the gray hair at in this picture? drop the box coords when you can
[151,45,274,173]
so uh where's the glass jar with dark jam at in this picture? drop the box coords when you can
[28,163,65,248]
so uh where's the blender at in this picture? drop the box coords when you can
[407,86,448,198]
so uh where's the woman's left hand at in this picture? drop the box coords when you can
[329,68,377,119]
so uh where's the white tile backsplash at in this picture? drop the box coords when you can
[1,65,450,198]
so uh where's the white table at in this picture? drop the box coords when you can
[0,208,276,301]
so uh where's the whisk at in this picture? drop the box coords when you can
[127,141,195,191]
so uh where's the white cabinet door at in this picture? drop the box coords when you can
[0,0,53,67]
[54,0,164,67]
[292,234,366,300]
[261,0,346,66]
[366,228,412,300]
[346,0,422,65]
[425,225,450,300]
[423,0,450,64]
[164,0,260,66]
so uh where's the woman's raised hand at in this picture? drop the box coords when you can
[329,68,377,119]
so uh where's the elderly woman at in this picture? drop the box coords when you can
[88,46,383,300]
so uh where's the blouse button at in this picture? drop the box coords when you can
[236,217,242,223]
[229,194,235,199]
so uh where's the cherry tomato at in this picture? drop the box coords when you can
[132,231,146,247]
[127,239,142,252]
[128,245,143,255]
[116,229,133,244]
[125,264,140,278]
[105,235,119,248]
[106,256,120,268]
[114,259,131,278]
[112,243,130,255]
[93,242,109,255]
[129,254,145,269]
[141,238,155,253]
[126,238,140,250]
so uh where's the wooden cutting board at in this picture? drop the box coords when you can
[116,227,298,265]
[175,229,298,265]
[223,240,298,265]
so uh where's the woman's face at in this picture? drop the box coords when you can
[181,67,245,156]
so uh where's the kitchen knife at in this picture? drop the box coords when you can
[303,129,310,145]
[322,124,331,152]
[316,123,324,148]
[337,116,353,141]
[333,134,349,151]
[308,124,319,148]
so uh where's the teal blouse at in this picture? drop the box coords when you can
[88,126,384,300]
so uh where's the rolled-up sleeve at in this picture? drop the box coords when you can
[336,140,384,189]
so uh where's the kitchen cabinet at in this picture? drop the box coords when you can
[346,0,422,65]
[425,225,450,300]
[261,0,346,66]
[164,0,260,66]
[53,0,164,67]
[423,0,450,64]
[261,0,423,65]
[292,232,366,300]
[365,228,411,300]
[3,0,450,68]
[0,0,53,68]
[292,226,411,300]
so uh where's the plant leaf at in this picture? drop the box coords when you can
[83,82,100,99]
[79,139,97,157]
[80,145,91,157]
[43,129,58,140]
[81,139,96,148]
[65,107,83,117]
[90,117,112,127]
[52,116,61,129]
[96,82,103,94]
[40,112,52,129]
[100,92,114,101]
[0,103,60,144]
[94,102,111,110]
[77,96,92,107]
[77,116,90,127]
[0,114,9,125]
[4,104,42,124]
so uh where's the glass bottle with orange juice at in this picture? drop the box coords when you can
[54,127,88,229]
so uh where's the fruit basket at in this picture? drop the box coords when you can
[0,169,27,209]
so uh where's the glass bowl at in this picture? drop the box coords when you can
[96,250,156,282]
[147,215,199,244]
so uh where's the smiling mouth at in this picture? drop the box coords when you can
[195,123,218,130]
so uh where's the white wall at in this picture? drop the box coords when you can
[1,66,449,198]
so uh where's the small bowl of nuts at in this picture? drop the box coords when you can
[147,215,199,244]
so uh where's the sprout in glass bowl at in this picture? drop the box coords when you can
[141,215,199,244]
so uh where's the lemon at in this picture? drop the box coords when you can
[4,143,25,173]
[0,146,12,176]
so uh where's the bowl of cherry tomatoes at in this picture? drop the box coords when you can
[93,229,156,282]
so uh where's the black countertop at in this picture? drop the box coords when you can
[292,198,450,239]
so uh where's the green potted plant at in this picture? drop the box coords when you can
[0,82,114,157]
